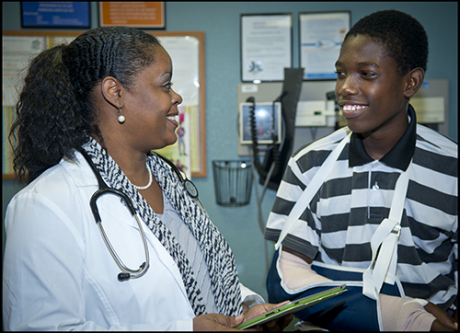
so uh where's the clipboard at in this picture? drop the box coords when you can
[235,285,347,330]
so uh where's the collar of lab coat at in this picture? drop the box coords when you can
[61,150,99,187]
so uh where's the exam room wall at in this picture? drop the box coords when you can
[2,2,458,303]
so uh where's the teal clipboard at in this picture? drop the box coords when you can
[235,284,347,330]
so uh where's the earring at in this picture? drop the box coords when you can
[118,107,125,124]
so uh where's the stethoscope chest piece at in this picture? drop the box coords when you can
[184,179,199,199]
[154,151,199,199]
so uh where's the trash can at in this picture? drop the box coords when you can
[212,160,253,207]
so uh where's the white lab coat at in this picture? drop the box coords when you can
[3,151,263,331]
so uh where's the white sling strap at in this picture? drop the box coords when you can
[275,131,351,250]
[362,160,412,301]
[274,129,412,303]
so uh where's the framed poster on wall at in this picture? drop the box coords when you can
[241,13,292,82]
[299,11,350,80]
[21,2,90,28]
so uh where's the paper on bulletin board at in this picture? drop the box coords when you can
[2,36,46,107]
[2,36,78,108]
[188,105,200,174]
[50,36,77,47]
[155,105,192,179]
[3,106,16,175]
[157,36,201,175]
[158,36,199,106]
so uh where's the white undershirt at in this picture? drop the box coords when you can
[157,191,218,314]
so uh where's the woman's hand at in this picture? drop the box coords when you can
[425,302,458,331]
[242,302,293,331]
[193,313,244,331]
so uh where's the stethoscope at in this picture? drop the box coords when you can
[79,149,199,282]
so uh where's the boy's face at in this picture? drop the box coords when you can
[335,34,411,136]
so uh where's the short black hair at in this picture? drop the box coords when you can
[345,10,428,75]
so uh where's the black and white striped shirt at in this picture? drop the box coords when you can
[265,105,457,310]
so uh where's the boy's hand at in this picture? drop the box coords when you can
[425,302,458,331]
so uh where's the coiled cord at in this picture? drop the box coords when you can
[247,93,285,180]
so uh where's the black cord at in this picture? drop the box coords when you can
[248,91,286,180]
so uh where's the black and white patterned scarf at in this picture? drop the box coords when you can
[81,138,243,317]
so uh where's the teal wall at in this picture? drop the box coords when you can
[3,2,458,302]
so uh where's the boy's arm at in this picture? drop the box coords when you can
[280,247,331,290]
[281,247,457,331]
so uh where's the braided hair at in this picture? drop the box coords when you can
[9,27,160,183]
[345,10,428,76]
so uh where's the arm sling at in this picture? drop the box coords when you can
[267,131,412,331]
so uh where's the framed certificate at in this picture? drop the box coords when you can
[241,13,292,82]
[20,2,90,28]
[99,2,165,29]
[299,11,351,80]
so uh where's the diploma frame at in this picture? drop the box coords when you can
[240,13,292,83]
[299,11,351,81]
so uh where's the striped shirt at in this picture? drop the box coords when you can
[265,105,457,310]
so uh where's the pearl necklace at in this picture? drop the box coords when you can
[132,168,153,191]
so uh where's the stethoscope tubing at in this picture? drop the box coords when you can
[80,150,150,281]
[79,148,199,282]
[95,206,150,277]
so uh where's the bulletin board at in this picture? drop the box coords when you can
[2,30,207,179]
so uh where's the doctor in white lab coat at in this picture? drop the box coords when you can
[3,26,292,331]
[3,151,263,331]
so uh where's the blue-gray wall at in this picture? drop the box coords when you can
[3,2,458,302]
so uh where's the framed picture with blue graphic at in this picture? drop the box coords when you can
[240,13,292,82]
[299,11,350,80]
[21,2,90,28]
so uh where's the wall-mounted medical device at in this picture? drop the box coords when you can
[295,100,336,127]
[239,102,282,145]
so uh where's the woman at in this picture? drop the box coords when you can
[3,26,291,331]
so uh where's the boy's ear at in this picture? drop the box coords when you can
[404,67,425,99]
[101,76,124,108]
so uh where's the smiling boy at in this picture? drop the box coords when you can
[265,10,457,331]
